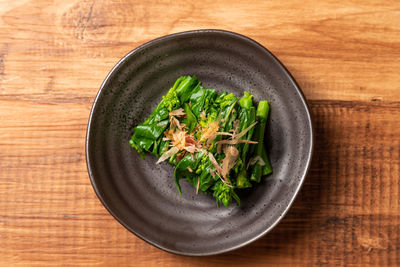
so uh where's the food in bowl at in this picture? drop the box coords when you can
[129,75,272,207]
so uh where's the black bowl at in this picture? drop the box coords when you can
[86,29,313,256]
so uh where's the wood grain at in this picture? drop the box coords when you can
[0,0,399,266]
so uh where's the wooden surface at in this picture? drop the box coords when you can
[1,0,399,266]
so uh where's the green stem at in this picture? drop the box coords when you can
[251,100,269,182]
[236,169,252,188]
[262,146,272,175]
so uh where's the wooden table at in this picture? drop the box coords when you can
[1,1,399,266]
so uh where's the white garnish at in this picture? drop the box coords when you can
[247,156,265,169]
[156,146,179,164]
[169,108,185,117]
[221,145,239,178]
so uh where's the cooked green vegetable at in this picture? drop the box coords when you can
[129,75,272,207]
[250,101,270,183]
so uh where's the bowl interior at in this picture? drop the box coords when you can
[86,30,313,256]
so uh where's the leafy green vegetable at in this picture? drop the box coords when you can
[236,168,252,188]
[250,101,270,183]
[174,151,204,194]
[262,145,273,176]
[213,180,241,208]
[183,103,197,133]
[129,76,272,207]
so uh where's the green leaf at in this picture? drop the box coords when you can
[183,103,197,133]
[174,152,204,194]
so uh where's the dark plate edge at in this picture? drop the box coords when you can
[85,29,314,257]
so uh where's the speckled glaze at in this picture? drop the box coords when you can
[86,30,313,256]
